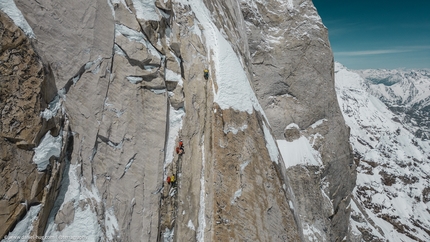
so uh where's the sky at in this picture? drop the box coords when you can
[312,0,430,70]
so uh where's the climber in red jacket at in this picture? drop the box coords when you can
[176,140,184,154]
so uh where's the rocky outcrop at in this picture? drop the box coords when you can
[1,0,354,241]
[0,10,67,240]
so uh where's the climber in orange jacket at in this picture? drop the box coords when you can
[176,139,184,154]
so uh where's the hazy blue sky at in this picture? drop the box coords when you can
[312,0,430,69]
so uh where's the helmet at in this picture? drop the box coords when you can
[204,69,209,73]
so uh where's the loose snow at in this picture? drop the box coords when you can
[130,0,161,21]
[187,220,196,231]
[164,106,185,176]
[165,69,183,86]
[44,163,103,241]
[0,0,35,38]
[262,122,280,163]
[33,131,63,171]
[277,136,322,168]
[105,207,119,240]
[223,124,248,134]
[2,204,41,240]
[310,119,327,129]
[40,95,62,120]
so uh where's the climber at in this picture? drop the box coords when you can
[204,69,209,80]
[166,175,176,185]
[176,139,184,155]
[170,175,176,184]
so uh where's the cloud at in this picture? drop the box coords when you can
[336,46,430,56]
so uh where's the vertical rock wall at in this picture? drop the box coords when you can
[1,0,355,241]
[0,10,68,240]
[240,0,356,240]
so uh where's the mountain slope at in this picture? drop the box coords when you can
[356,68,430,140]
[335,63,430,241]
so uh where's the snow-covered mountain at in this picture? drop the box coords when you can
[356,67,430,140]
[335,62,430,241]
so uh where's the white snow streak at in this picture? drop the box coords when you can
[196,137,206,242]
[2,204,41,240]
[0,0,35,38]
[105,207,119,240]
[263,122,279,163]
[164,107,185,176]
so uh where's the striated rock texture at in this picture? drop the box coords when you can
[1,0,354,241]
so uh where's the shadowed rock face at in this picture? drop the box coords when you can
[240,0,356,240]
[1,0,353,241]
[0,10,66,240]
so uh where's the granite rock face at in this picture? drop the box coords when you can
[1,0,354,241]
[0,10,68,240]
[240,0,356,240]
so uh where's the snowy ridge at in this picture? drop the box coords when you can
[335,63,430,241]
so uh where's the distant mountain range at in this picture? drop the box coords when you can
[335,62,430,241]
[355,67,430,140]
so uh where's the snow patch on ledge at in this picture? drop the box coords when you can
[223,124,248,134]
[126,76,143,84]
[150,89,167,95]
[0,0,35,38]
[310,119,327,129]
[115,24,161,58]
[165,69,183,86]
[40,95,62,120]
[277,136,323,168]
[131,0,161,21]
[187,220,196,231]
[231,188,242,204]
[33,131,63,171]
[286,123,299,130]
